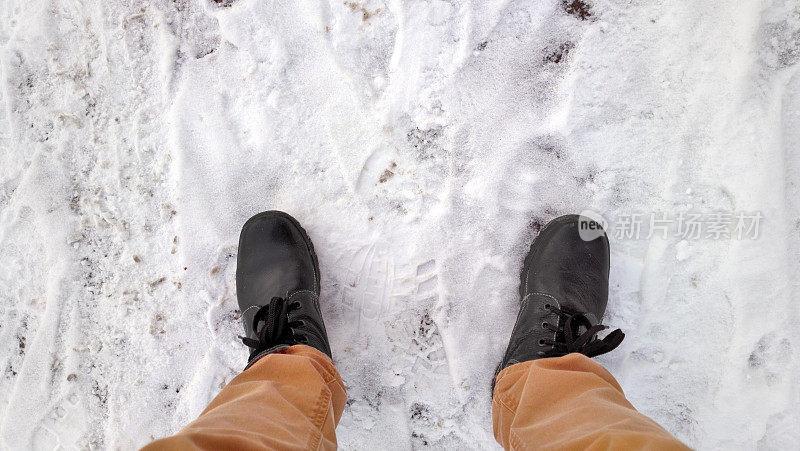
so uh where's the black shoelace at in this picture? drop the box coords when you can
[240,297,307,355]
[538,305,625,358]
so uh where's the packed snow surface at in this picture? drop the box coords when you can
[2,0,800,448]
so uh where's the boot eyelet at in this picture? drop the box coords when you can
[544,304,551,310]
[538,339,546,346]
[541,322,548,329]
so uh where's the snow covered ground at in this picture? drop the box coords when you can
[1,0,799,448]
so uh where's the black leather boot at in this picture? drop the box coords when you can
[496,215,624,378]
[236,211,332,369]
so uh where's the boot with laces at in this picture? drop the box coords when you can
[236,211,332,370]
[496,214,624,381]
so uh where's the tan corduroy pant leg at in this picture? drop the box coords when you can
[143,345,346,451]
[493,353,691,450]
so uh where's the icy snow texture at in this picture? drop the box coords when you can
[1,0,800,448]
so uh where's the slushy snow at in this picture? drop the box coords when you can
[1,0,799,448]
